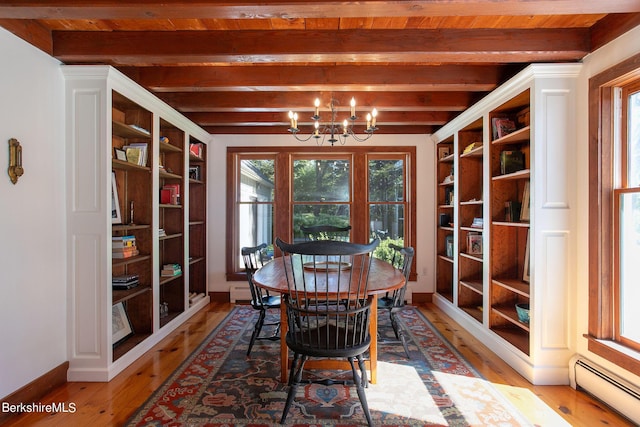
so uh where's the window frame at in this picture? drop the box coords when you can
[226,146,416,281]
[588,52,640,373]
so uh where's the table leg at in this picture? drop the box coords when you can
[370,294,378,384]
[280,301,288,383]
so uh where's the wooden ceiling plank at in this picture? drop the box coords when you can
[121,65,502,93]
[1,1,639,19]
[51,28,589,65]
[0,18,52,54]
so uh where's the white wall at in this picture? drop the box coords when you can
[574,24,640,385]
[0,29,66,398]
[207,134,436,298]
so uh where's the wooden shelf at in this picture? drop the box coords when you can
[112,285,152,305]
[460,279,483,294]
[159,140,182,153]
[159,203,183,209]
[159,232,183,241]
[461,305,483,323]
[112,121,151,139]
[492,169,530,181]
[492,278,530,297]
[113,332,152,362]
[460,145,483,158]
[492,221,530,228]
[491,325,530,355]
[439,153,455,163]
[159,169,182,180]
[491,125,530,146]
[112,253,151,267]
[160,273,183,286]
[112,158,151,172]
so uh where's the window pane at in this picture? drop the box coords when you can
[293,204,350,241]
[293,159,350,202]
[238,204,274,262]
[629,90,640,187]
[240,159,274,202]
[368,159,404,201]
[619,191,640,344]
[370,204,405,241]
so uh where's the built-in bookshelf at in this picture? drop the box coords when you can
[457,118,484,324]
[64,65,211,381]
[436,135,454,302]
[431,64,580,385]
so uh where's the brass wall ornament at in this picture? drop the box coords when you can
[8,138,24,184]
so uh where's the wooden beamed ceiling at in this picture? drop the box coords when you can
[1,1,640,137]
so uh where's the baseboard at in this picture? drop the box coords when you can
[0,361,68,425]
[210,291,230,302]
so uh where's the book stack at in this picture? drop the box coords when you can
[161,263,182,277]
[112,274,139,290]
[471,217,484,228]
[123,142,148,166]
[112,235,139,258]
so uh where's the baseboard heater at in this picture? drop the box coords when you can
[570,356,640,424]
[229,285,251,303]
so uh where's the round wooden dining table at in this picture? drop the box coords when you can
[253,255,406,384]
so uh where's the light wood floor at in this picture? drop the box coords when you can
[4,302,633,426]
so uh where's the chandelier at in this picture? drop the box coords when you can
[287,97,378,146]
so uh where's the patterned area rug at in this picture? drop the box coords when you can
[126,306,533,426]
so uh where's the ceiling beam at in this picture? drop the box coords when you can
[205,124,433,135]
[123,65,504,93]
[156,91,483,113]
[1,1,639,20]
[53,28,589,65]
[184,111,452,126]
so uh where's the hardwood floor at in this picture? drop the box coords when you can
[4,302,633,426]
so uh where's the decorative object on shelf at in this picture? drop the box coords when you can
[445,235,454,258]
[111,171,122,224]
[523,230,531,282]
[438,145,451,159]
[467,232,483,255]
[189,142,203,159]
[189,165,201,181]
[463,141,482,154]
[515,303,530,324]
[7,138,24,184]
[439,213,451,227]
[287,97,378,145]
[124,143,148,166]
[159,302,169,319]
[112,302,134,346]
[114,147,127,161]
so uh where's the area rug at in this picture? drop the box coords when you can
[126,306,534,426]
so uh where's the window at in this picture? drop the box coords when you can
[589,53,640,372]
[227,147,416,280]
[293,157,351,241]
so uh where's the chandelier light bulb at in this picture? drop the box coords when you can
[371,108,378,127]
[350,97,356,118]
[314,98,320,119]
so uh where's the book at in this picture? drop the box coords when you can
[112,235,136,248]
[112,274,139,283]
[112,248,140,258]
[462,142,482,154]
[492,117,516,139]
[500,150,525,175]
[520,180,531,222]
[504,200,522,222]
[126,143,148,166]
[162,184,181,205]
[189,142,203,159]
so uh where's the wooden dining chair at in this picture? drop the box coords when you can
[378,244,414,358]
[275,237,379,427]
[241,243,281,356]
[300,224,352,241]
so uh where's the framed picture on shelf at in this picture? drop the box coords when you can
[112,302,134,346]
[111,171,122,224]
[467,232,483,255]
[523,230,531,282]
[438,146,451,159]
[114,147,127,161]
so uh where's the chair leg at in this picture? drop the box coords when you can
[247,309,266,356]
[281,354,306,424]
[349,356,373,427]
[398,329,411,359]
[357,353,368,388]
